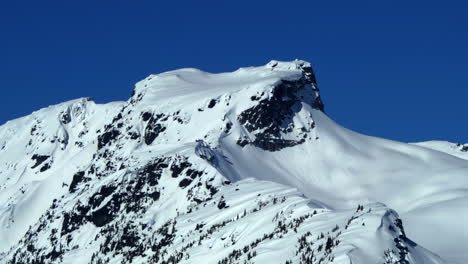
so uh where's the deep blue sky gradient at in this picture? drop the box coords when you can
[1,0,467,143]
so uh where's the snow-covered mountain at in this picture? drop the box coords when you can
[0,60,466,264]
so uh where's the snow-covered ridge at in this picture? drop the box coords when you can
[132,59,323,113]
[0,60,466,264]
[411,141,468,160]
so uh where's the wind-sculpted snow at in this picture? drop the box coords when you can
[0,60,465,263]
[411,141,468,161]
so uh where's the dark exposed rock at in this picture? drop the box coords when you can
[138,158,168,185]
[141,112,152,122]
[217,196,228,209]
[39,163,51,172]
[237,78,316,151]
[61,203,88,236]
[457,143,468,152]
[69,171,90,193]
[208,99,217,108]
[60,111,71,124]
[97,129,120,150]
[170,157,192,178]
[112,113,123,123]
[59,157,174,234]
[179,178,192,188]
[236,137,249,147]
[88,194,121,227]
[31,155,50,169]
[224,122,232,134]
[186,169,203,179]
[205,181,219,197]
[128,131,140,140]
[89,185,118,210]
[30,125,37,135]
[394,218,406,237]
[254,137,305,152]
[144,114,166,145]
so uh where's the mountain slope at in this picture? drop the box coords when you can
[0,60,466,264]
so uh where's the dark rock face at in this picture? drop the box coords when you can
[39,163,51,172]
[144,113,167,145]
[299,63,324,112]
[61,203,88,235]
[457,143,468,152]
[217,196,228,209]
[208,99,217,108]
[170,156,192,178]
[59,111,71,124]
[69,171,89,193]
[89,193,121,227]
[392,218,412,264]
[141,112,152,122]
[179,178,192,188]
[97,129,120,150]
[237,76,319,151]
[31,155,50,169]
[59,160,167,236]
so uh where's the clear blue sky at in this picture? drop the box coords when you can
[1,0,467,143]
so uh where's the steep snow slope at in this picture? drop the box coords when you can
[0,60,466,264]
[0,98,124,253]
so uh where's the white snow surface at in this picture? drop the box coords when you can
[0,60,466,264]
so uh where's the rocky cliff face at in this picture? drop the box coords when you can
[0,60,464,264]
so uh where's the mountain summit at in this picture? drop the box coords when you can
[0,60,466,264]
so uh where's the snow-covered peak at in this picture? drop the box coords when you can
[131,60,323,113]
[265,59,313,73]
[0,60,467,264]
